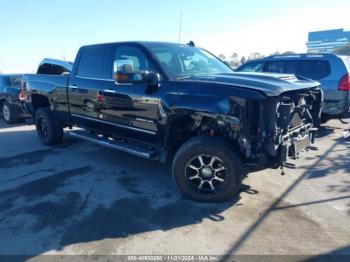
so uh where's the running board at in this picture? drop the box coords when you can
[69,131,159,159]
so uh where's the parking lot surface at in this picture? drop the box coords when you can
[0,119,349,259]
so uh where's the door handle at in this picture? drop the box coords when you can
[104,89,117,94]
[69,85,78,89]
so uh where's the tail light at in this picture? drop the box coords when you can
[338,73,350,91]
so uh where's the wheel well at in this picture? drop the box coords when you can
[31,94,50,111]
[167,114,239,151]
[0,98,6,108]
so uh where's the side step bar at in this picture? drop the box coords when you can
[69,131,159,159]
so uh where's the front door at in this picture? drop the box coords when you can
[102,44,161,145]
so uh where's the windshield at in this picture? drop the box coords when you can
[146,43,233,79]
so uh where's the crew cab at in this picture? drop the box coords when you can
[22,42,323,202]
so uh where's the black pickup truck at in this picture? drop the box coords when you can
[22,41,323,202]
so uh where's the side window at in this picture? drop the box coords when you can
[264,61,285,73]
[115,46,150,72]
[238,61,263,72]
[77,45,114,79]
[297,60,331,80]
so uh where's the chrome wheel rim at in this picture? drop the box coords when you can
[2,104,10,121]
[185,154,228,194]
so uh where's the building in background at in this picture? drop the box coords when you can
[306,28,350,53]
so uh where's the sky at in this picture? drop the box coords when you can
[0,0,349,73]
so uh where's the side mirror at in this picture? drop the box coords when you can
[113,60,159,86]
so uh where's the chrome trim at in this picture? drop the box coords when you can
[69,132,152,159]
[75,75,115,82]
[71,113,156,135]
[69,85,78,89]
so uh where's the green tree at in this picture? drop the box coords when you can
[281,51,296,55]
[229,52,240,68]
[334,44,350,55]
[218,54,226,60]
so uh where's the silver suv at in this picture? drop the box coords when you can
[236,54,350,119]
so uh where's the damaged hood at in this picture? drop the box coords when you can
[179,72,320,96]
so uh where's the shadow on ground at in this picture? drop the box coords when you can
[0,123,253,255]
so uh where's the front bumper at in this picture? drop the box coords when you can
[278,123,317,164]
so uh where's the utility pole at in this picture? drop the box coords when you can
[178,11,183,43]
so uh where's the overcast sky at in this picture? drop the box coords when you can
[0,0,349,73]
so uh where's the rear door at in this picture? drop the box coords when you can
[68,45,115,130]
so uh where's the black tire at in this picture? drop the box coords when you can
[172,136,243,202]
[1,101,19,124]
[34,107,63,146]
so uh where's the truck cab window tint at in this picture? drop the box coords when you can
[77,45,114,79]
[297,60,331,80]
[238,61,263,72]
[115,46,150,72]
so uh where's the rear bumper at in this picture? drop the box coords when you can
[322,96,350,117]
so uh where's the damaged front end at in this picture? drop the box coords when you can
[235,86,323,169]
[263,86,323,167]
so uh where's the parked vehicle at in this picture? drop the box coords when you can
[20,58,73,115]
[236,54,350,119]
[0,74,31,124]
[22,42,322,202]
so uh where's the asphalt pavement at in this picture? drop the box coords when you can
[0,119,349,260]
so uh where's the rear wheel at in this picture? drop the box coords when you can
[172,137,243,202]
[1,101,19,124]
[34,107,63,145]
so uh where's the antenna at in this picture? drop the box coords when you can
[178,11,183,43]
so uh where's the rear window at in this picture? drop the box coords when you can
[297,60,331,80]
[76,45,114,79]
[9,77,22,86]
[1,76,22,87]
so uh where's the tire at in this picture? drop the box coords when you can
[1,101,19,124]
[172,136,243,202]
[34,107,63,146]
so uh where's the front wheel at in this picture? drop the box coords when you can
[172,137,243,202]
[34,107,63,146]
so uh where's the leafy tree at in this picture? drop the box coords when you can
[281,51,296,55]
[334,44,350,55]
[218,54,226,60]
[229,52,240,68]
[240,56,246,64]
[248,52,264,61]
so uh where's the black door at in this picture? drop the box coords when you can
[68,45,114,130]
[102,44,161,144]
